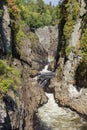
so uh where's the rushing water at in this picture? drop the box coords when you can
[34,62,87,130]
[36,93,87,130]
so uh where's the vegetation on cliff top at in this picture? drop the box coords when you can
[60,0,87,60]
[6,0,60,28]
[16,0,60,28]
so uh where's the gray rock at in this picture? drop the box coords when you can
[49,0,87,116]
[70,18,82,47]
[80,0,87,16]
[35,25,58,57]
[2,5,11,54]
[20,36,48,71]
[0,101,6,124]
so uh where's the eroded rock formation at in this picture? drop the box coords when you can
[49,0,87,115]
[0,1,11,56]
[0,1,48,130]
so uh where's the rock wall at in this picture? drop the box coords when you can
[49,0,87,116]
[0,1,11,55]
[35,25,58,58]
[0,2,48,130]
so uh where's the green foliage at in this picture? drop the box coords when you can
[28,32,39,44]
[37,0,45,14]
[0,10,3,17]
[16,0,60,28]
[0,60,21,93]
[81,15,87,61]
[11,17,27,55]
[61,0,80,56]
[64,15,75,40]
[63,0,80,41]
[65,46,75,57]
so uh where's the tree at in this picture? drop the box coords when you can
[49,1,52,6]
[37,0,45,14]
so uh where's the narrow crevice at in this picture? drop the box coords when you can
[54,19,66,70]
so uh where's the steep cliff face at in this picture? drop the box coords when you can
[0,1,11,56]
[14,26,48,72]
[35,25,58,58]
[0,1,48,130]
[50,0,87,115]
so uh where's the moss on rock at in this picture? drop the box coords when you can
[81,14,87,61]
[0,60,21,93]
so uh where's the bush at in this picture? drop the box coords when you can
[61,0,80,56]
[0,60,21,93]
[81,15,87,61]
[16,0,60,28]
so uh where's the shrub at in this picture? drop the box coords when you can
[0,60,21,93]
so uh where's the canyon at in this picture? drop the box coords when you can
[0,0,87,130]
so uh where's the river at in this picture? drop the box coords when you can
[35,92,87,130]
[34,62,87,130]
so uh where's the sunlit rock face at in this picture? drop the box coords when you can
[49,0,87,116]
[35,25,58,58]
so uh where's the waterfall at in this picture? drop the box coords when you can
[40,65,49,73]
[34,58,55,87]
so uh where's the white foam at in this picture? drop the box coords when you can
[40,64,51,74]
[37,92,81,129]
[68,84,81,98]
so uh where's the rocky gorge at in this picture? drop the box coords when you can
[0,0,87,130]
